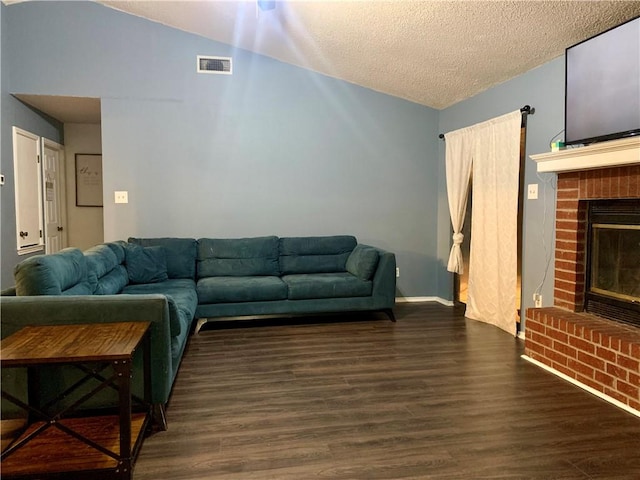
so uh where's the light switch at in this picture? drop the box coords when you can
[527,184,538,200]
[114,191,128,204]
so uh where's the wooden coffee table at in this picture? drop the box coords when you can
[1,321,152,480]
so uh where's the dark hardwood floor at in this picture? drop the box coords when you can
[134,303,640,479]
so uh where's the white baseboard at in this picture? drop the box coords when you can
[395,296,454,307]
[521,355,640,419]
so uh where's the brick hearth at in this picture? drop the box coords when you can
[525,164,640,413]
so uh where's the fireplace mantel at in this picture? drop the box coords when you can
[532,136,640,173]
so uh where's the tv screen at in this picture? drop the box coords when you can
[565,16,640,146]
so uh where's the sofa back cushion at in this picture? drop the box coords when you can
[125,244,169,284]
[128,237,197,279]
[105,240,127,264]
[197,236,280,278]
[14,248,92,296]
[279,236,357,275]
[84,243,129,294]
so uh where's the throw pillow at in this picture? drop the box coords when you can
[345,245,379,281]
[125,244,168,284]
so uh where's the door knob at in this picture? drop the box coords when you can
[57,226,64,232]
[19,231,28,238]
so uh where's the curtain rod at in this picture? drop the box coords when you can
[438,105,535,139]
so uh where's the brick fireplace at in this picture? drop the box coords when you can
[526,140,640,414]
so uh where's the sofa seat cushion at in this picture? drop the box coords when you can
[283,273,372,300]
[279,236,356,275]
[197,237,280,277]
[122,278,196,291]
[122,280,197,337]
[197,276,287,304]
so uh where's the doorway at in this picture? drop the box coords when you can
[454,125,527,326]
[14,94,104,251]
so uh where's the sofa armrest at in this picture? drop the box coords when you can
[0,294,173,405]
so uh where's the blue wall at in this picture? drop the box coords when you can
[1,3,64,288]
[437,58,564,320]
[1,1,566,315]
[1,1,440,296]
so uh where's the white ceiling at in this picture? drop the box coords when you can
[6,0,640,122]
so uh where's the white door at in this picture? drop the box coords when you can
[12,127,44,254]
[42,138,67,254]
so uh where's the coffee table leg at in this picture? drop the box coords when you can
[114,359,132,479]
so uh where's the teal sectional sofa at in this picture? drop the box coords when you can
[1,235,396,424]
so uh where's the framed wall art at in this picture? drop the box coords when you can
[75,154,103,207]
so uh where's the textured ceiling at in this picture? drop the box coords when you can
[4,0,640,112]
[97,0,640,109]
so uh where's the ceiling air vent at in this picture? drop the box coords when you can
[197,56,232,75]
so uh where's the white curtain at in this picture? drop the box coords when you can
[444,110,522,336]
[445,127,474,274]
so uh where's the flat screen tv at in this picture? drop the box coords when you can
[565,16,640,146]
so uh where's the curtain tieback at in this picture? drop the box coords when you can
[452,233,464,245]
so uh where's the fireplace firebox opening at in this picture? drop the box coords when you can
[586,199,640,327]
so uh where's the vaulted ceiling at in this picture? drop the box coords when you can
[5,0,640,120]
[98,0,640,109]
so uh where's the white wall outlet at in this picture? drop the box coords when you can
[0,174,5,186]
[114,191,128,204]
[396,267,400,278]
[533,293,543,308]
[527,183,538,200]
